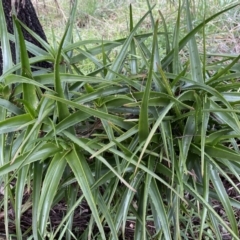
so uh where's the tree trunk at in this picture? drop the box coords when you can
[0,0,52,75]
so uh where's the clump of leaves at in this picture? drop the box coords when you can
[0,0,240,239]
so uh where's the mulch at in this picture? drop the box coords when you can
[1,174,240,239]
[0,189,155,239]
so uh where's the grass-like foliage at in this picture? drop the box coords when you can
[1,0,240,239]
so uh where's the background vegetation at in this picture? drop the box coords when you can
[1,0,240,239]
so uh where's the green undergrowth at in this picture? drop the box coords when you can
[1,0,240,239]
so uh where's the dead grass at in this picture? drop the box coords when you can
[31,0,240,57]
[32,0,178,42]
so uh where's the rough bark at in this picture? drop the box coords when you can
[0,0,52,75]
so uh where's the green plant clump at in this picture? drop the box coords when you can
[0,0,240,239]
